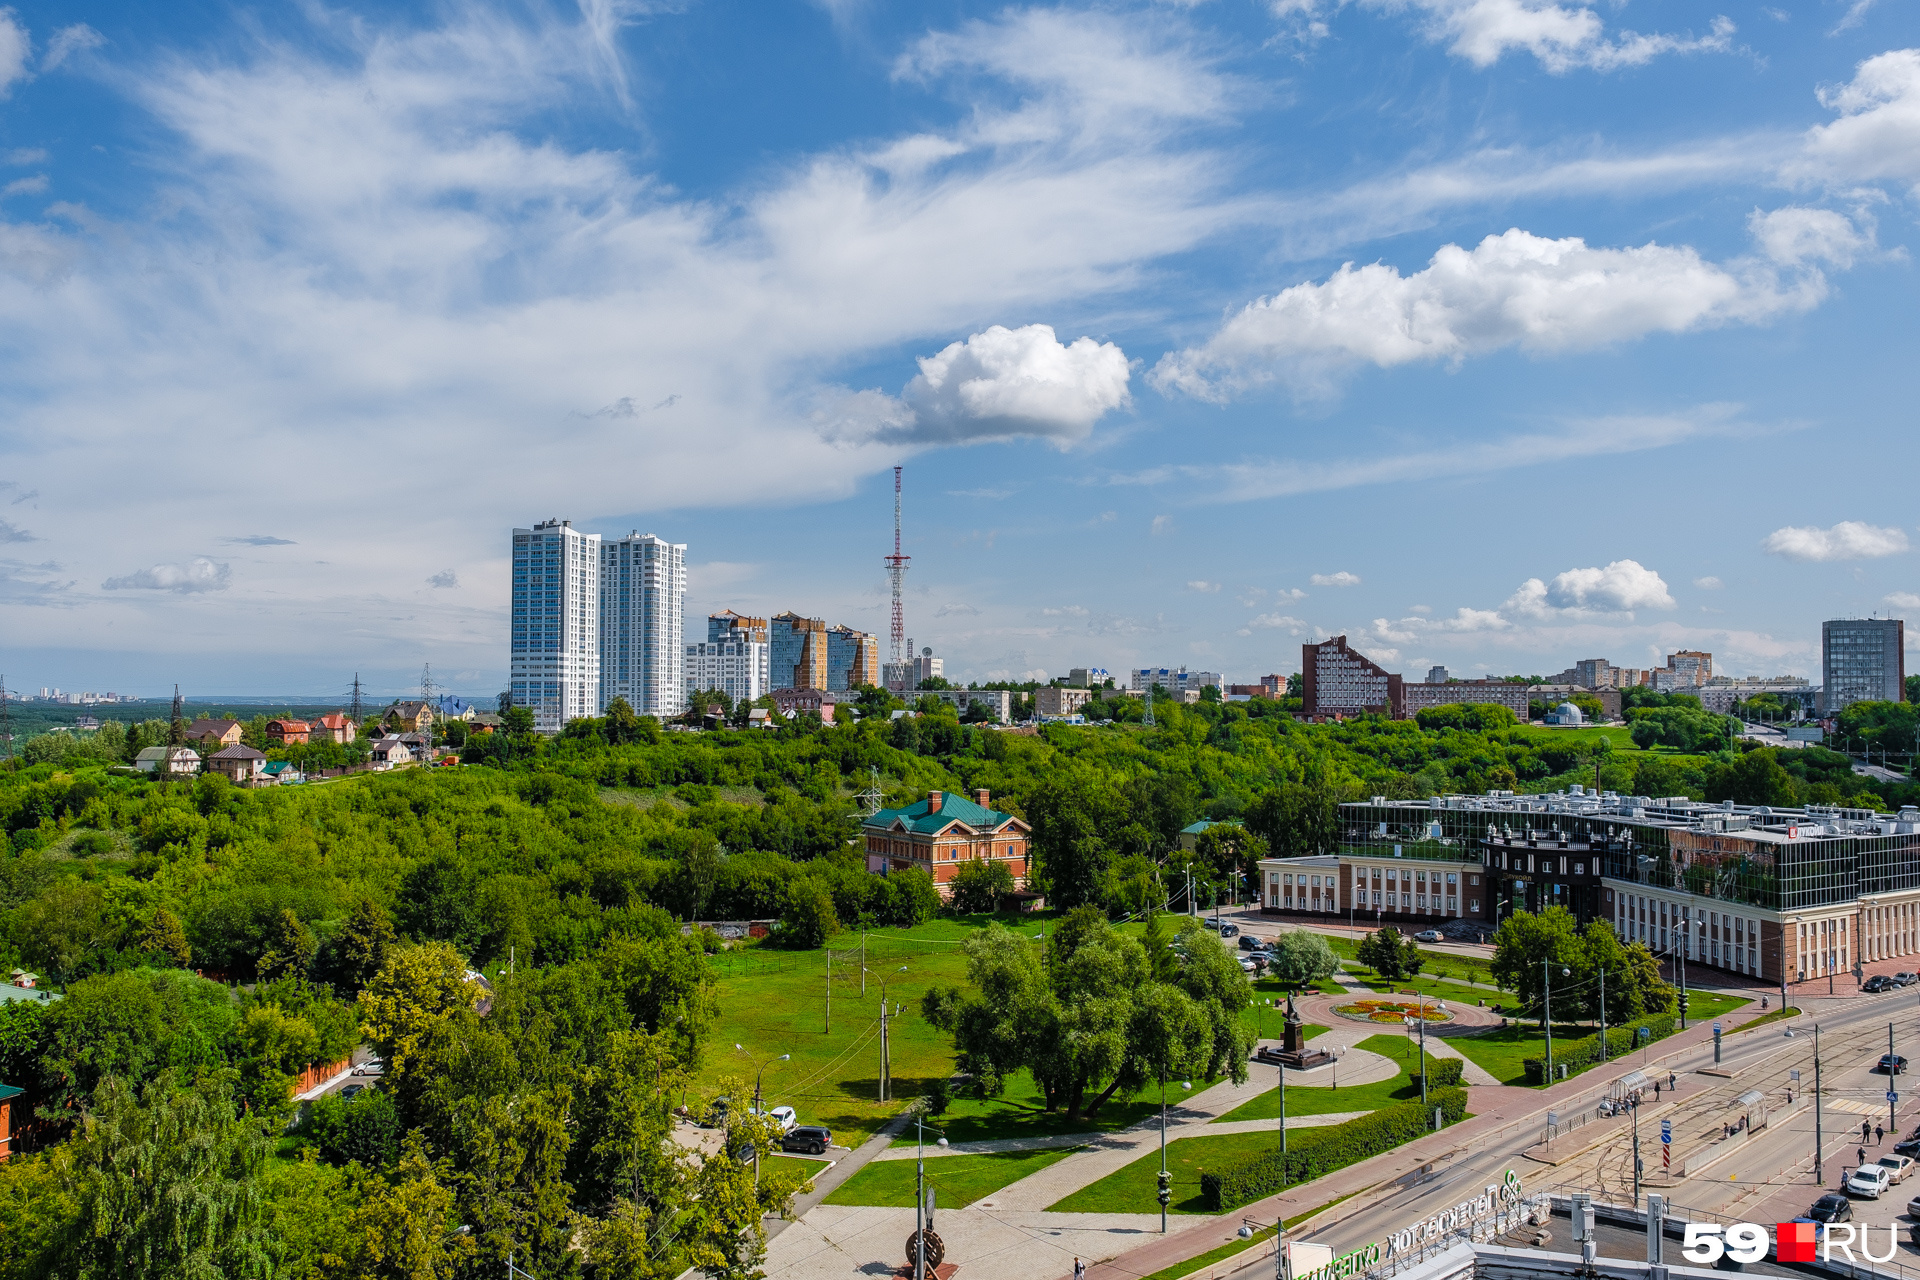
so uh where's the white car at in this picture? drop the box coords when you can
[1879,1155,1915,1184]
[750,1105,797,1134]
[1847,1165,1892,1198]
[1413,930,1444,943]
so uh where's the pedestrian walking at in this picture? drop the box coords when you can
[1864,1120,1873,1143]
[1668,1072,1677,1091]
[1075,1259,1087,1280]
[1654,1082,1661,1100]
[1860,1146,1869,1168]
[1878,1124,1886,1145]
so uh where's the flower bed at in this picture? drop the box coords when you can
[1333,999,1451,1024]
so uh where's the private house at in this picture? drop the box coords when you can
[266,719,311,745]
[209,744,268,784]
[184,718,244,747]
[382,701,435,733]
[770,687,836,723]
[311,713,357,744]
[468,712,503,733]
[261,761,303,785]
[365,739,412,769]
[134,745,202,776]
[861,788,1031,897]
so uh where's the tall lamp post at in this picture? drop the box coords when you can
[1544,961,1571,1083]
[735,1047,791,1115]
[1158,1068,1191,1233]
[1787,1022,1823,1183]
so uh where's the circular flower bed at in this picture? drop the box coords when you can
[1333,999,1452,1024]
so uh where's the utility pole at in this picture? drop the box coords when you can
[884,466,910,691]
[0,673,10,764]
[825,950,831,1035]
[1891,1022,1899,1141]
[1599,969,1607,1061]
[1544,958,1553,1082]
[170,684,185,745]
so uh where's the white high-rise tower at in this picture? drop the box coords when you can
[601,532,687,718]
[510,519,603,731]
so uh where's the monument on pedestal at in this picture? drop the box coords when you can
[1271,989,1335,1070]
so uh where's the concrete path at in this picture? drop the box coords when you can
[766,1203,1170,1280]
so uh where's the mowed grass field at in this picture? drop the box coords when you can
[825,1146,1080,1208]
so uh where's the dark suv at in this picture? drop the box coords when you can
[1238,934,1267,952]
[1867,975,1897,993]
[780,1125,833,1155]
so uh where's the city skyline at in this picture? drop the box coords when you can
[0,1,1916,693]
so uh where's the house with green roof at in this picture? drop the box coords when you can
[861,787,1032,897]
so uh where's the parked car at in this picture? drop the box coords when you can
[748,1105,797,1134]
[1202,918,1223,932]
[1239,934,1267,952]
[1811,1194,1854,1224]
[1219,923,1240,938]
[1899,973,1920,986]
[780,1125,833,1155]
[1866,975,1898,993]
[1847,1165,1892,1198]
[1907,1192,1920,1219]
[339,1084,366,1102]
[1879,1155,1916,1184]
[1882,1054,1910,1075]
[1239,959,1258,973]
[1245,955,1269,973]
[1892,1135,1920,1158]
[1413,930,1444,943]
[352,1058,386,1076]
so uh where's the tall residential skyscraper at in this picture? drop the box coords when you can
[511,520,602,732]
[600,532,687,718]
[826,625,880,691]
[1823,618,1905,713]
[770,612,828,690]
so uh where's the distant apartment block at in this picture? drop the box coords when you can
[511,519,602,732]
[826,625,880,692]
[1426,666,1449,684]
[1400,680,1532,719]
[1824,618,1905,713]
[1035,686,1092,718]
[1666,650,1713,686]
[708,610,768,644]
[1068,667,1112,688]
[922,688,1013,723]
[686,638,770,706]
[1226,674,1285,701]
[1130,668,1222,699]
[1300,637,1402,719]
[770,612,829,690]
[600,532,687,719]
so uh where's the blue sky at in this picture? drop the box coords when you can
[0,0,1916,698]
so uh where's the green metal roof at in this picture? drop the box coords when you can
[0,1083,22,1103]
[1182,819,1242,835]
[865,791,1021,834]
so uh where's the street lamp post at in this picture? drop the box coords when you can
[1788,1022,1823,1183]
[1544,961,1570,1083]
[1158,1070,1191,1233]
[913,1111,949,1280]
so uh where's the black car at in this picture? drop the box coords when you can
[1894,1136,1920,1158]
[779,1125,833,1155]
[1866,975,1898,993]
[1239,934,1267,952]
[1883,1054,1910,1075]
[1811,1194,1853,1224]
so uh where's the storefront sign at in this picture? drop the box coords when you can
[1290,1170,1526,1280]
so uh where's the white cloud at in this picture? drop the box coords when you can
[42,23,104,72]
[1885,592,1920,609]
[1,175,46,199]
[1762,521,1910,561]
[895,324,1131,445]
[1694,576,1723,589]
[0,517,34,542]
[1280,587,1307,601]
[1152,229,1819,401]
[1240,612,1307,635]
[1311,571,1360,587]
[0,10,27,97]
[1793,49,1920,195]
[1151,515,1175,535]
[102,557,231,593]
[1748,206,1873,267]
[1506,559,1674,617]
[1275,1,1735,74]
[936,602,983,616]
[1373,607,1512,644]
[1186,579,1221,593]
[427,569,459,588]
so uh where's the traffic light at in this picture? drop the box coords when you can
[1677,992,1689,1013]
[1157,1170,1172,1207]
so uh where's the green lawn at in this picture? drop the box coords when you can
[1048,1129,1286,1214]
[824,1146,1079,1208]
[887,1067,1166,1147]
[1680,991,1751,1023]
[1215,1033,1417,1122]
[1447,1022,1601,1085]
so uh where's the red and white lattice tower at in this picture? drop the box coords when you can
[886,466,909,684]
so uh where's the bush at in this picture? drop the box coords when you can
[1411,1057,1464,1092]
[1200,1087,1468,1211]
[1521,1013,1676,1084]
[926,1077,951,1116]
[949,859,1015,915]
[778,880,839,949]
[304,1087,402,1168]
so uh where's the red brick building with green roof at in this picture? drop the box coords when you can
[862,788,1031,896]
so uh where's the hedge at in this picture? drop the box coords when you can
[1199,1087,1468,1212]
[1411,1057,1464,1092]
[1522,1013,1677,1085]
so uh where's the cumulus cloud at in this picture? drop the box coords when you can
[1311,571,1361,587]
[1762,521,1909,561]
[1152,229,1820,400]
[0,10,27,96]
[1186,579,1221,593]
[1506,559,1674,618]
[42,23,104,72]
[224,534,295,546]
[1694,576,1723,589]
[1793,49,1920,195]
[1749,206,1874,267]
[427,569,459,588]
[0,518,33,542]
[1151,515,1175,535]
[1372,607,1511,644]
[102,557,231,593]
[1885,592,1920,609]
[936,602,983,616]
[1239,612,1307,635]
[1274,1,1735,74]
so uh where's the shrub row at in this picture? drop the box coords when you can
[1199,1087,1468,1212]
[1411,1057,1464,1092]
[1521,1012,1677,1085]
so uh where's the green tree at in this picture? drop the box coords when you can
[1356,928,1413,980]
[328,1134,473,1280]
[949,859,1015,915]
[39,969,239,1109]
[54,1075,276,1280]
[1490,907,1583,1020]
[777,881,838,949]
[136,908,194,968]
[1025,772,1125,909]
[256,908,318,983]
[1704,748,1799,807]
[1267,928,1341,986]
[326,898,399,998]
[356,942,479,1105]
